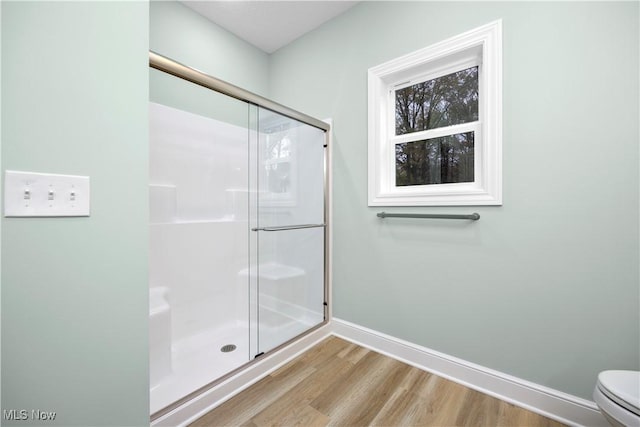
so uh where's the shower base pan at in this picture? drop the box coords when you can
[150,309,319,415]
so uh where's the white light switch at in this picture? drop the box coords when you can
[4,171,90,217]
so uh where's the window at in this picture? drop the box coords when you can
[368,21,502,206]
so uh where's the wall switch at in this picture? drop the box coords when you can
[4,171,90,217]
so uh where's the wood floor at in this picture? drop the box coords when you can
[191,336,565,427]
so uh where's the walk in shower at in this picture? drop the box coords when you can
[148,53,329,417]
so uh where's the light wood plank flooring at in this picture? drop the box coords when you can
[191,336,566,427]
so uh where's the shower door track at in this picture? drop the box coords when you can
[149,51,331,422]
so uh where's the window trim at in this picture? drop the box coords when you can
[368,20,502,206]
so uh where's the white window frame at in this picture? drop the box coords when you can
[368,20,502,206]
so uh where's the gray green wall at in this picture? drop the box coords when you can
[1,2,637,424]
[1,2,149,425]
[149,1,269,129]
[150,1,270,97]
[269,1,640,400]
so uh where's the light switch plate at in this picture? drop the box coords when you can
[4,170,90,217]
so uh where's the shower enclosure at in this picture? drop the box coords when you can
[148,53,329,417]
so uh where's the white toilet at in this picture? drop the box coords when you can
[594,370,640,427]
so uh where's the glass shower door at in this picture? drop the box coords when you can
[149,67,252,415]
[149,52,329,418]
[254,108,326,355]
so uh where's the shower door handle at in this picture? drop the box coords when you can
[251,223,326,232]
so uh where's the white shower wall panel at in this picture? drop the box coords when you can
[149,101,250,343]
[150,102,248,222]
[149,221,249,342]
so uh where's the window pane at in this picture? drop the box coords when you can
[396,132,474,186]
[395,67,478,135]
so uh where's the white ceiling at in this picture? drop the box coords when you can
[181,1,359,54]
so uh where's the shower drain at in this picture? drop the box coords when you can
[220,344,237,353]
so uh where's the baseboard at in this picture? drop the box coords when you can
[152,318,607,427]
[331,318,607,427]
[151,323,333,427]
